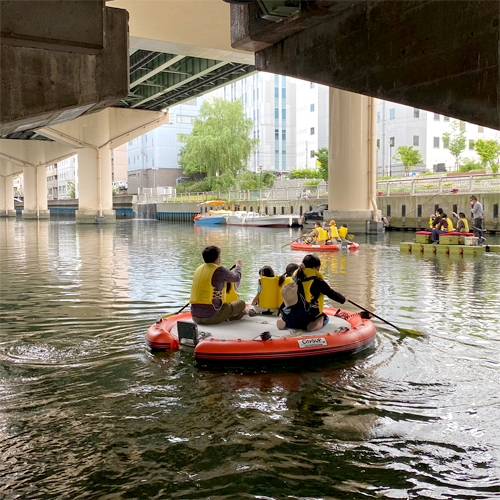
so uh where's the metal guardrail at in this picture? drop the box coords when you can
[134,173,499,203]
[375,173,500,196]
[136,184,329,204]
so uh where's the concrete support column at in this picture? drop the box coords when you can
[76,146,116,224]
[325,89,382,234]
[0,176,16,216]
[22,165,50,219]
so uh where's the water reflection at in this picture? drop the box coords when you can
[0,218,499,499]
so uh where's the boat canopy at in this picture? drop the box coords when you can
[199,200,225,207]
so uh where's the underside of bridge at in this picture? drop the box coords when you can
[230,0,499,131]
[0,0,255,137]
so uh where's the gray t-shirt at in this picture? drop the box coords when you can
[471,201,484,219]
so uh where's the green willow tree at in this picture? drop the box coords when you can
[180,98,259,189]
[392,146,423,176]
[312,147,329,180]
[474,138,500,173]
[442,121,467,170]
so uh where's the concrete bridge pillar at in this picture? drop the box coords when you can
[77,145,114,223]
[39,107,170,224]
[22,164,50,220]
[0,175,16,217]
[324,89,381,233]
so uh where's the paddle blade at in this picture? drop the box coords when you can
[397,327,427,337]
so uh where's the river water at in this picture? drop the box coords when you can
[1,218,499,499]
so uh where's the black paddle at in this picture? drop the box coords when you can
[162,265,236,319]
[348,299,424,336]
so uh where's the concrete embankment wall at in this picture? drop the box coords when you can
[377,193,500,232]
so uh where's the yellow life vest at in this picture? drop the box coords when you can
[330,226,339,239]
[190,263,226,305]
[458,218,469,233]
[225,282,239,303]
[338,226,348,239]
[445,217,453,232]
[259,276,293,309]
[300,268,325,313]
[317,227,329,242]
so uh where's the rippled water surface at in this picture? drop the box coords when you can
[1,218,500,499]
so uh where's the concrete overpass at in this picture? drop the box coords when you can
[0,0,255,222]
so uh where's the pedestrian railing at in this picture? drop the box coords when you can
[134,173,499,203]
[376,173,500,196]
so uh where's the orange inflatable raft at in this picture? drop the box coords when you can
[291,241,359,252]
[146,307,376,364]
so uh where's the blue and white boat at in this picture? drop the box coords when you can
[193,201,232,225]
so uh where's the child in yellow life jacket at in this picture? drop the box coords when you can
[277,254,347,332]
[249,264,298,316]
[453,212,470,233]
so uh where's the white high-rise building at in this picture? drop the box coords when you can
[57,155,78,199]
[127,98,202,193]
[295,80,329,169]
[211,73,298,173]
[377,100,500,176]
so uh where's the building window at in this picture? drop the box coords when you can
[434,113,440,120]
[389,109,395,120]
[478,126,484,133]
[274,87,279,98]
[443,116,450,122]
[282,88,286,98]
[443,138,449,149]
[377,139,380,148]
[310,127,315,135]
[282,109,286,119]
[310,151,314,158]
[469,140,475,150]
[275,109,279,119]
[310,104,315,112]
[414,108,420,118]
[275,129,279,140]
[377,112,381,122]
[282,130,286,140]
[434,137,440,148]
[389,137,395,147]
[310,82,315,88]
[413,135,419,147]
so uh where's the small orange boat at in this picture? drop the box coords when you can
[145,307,376,364]
[291,241,360,252]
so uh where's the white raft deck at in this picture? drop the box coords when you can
[172,314,352,341]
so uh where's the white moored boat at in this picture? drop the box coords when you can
[226,211,301,228]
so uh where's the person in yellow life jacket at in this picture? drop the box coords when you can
[452,211,470,233]
[338,224,349,239]
[326,220,341,244]
[303,221,327,244]
[190,245,246,325]
[431,212,453,243]
[277,254,347,332]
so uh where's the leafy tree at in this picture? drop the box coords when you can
[67,180,76,198]
[392,146,423,176]
[459,157,483,172]
[442,121,467,170]
[474,138,500,173]
[312,147,329,180]
[180,99,258,189]
[260,171,275,188]
[288,168,321,179]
